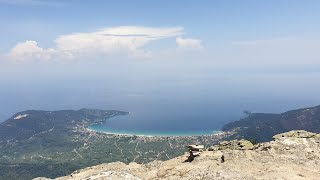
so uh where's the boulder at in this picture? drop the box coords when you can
[186,144,204,151]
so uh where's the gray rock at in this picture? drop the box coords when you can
[208,139,254,151]
[273,130,317,140]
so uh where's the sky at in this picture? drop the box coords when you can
[1,0,320,66]
[1,0,320,120]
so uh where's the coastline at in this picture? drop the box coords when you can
[87,126,222,137]
[87,112,223,137]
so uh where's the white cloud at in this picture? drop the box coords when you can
[176,37,203,50]
[8,41,56,61]
[55,26,184,58]
[6,26,189,61]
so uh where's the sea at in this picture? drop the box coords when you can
[1,71,320,136]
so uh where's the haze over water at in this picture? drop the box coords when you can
[1,63,320,135]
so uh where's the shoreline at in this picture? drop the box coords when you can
[87,127,223,137]
[88,113,223,137]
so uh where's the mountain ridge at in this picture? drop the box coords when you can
[0,108,128,141]
[222,105,320,142]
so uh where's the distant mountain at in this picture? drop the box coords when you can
[0,109,129,179]
[222,105,320,142]
[0,108,127,141]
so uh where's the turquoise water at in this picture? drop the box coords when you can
[89,124,220,136]
[88,114,221,136]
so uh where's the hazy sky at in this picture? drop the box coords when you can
[1,0,320,119]
[1,0,320,66]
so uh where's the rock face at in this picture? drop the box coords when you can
[35,130,320,180]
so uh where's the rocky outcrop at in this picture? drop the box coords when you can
[272,130,319,139]
[208,139,254,151]
[35,130,320,180]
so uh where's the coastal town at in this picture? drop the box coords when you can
[70,115,234,163]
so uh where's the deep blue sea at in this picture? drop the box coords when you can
[1,72,320,136]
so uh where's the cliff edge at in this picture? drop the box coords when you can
[35,130,320,180]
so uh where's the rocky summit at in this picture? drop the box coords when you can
[35,130,320,180]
